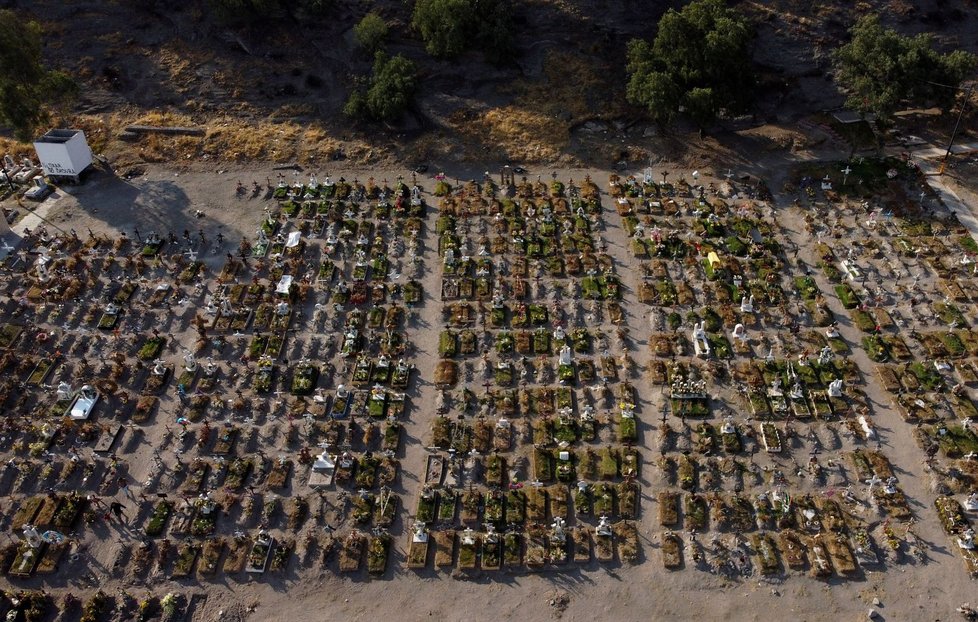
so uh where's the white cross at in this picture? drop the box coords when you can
[841,165,852,185]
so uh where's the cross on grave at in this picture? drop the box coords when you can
[841,165,852,186]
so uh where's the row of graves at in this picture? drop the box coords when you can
[788,163,978,577]
[608,168,937,578]
[414,174,642,572]
[0,176,429,589]
[221,175,429,577]
[0,225,206,585]
[793,161,977,577]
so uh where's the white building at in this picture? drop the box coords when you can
[33,129,93,183]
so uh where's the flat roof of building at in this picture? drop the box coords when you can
[35,129,83,144]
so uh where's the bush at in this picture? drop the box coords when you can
[626,0,754,128]
[345,52,417,122]
[354,12,389,54]
[412,0,474,59]
[411,0,514,63]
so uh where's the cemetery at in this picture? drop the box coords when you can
[0,157,976,620]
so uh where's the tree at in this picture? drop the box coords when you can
[625,0,754,129]
[344,52,417,122]
[833,15,977,119]
[411,0,514,63]
[354,13,389,54]
[472,0,514,65]
[411,0,474,59]
[0,10,77,141]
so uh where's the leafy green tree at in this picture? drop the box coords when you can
[354,13,389,54]
[411,0,474,59]
[625,0,754,128]
[833,15,977,119]
[345,52,417,122]
[0,10,77,142]
[472,0,514,65]
[411,0,513,63]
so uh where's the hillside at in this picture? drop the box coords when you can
[4,0,978,169]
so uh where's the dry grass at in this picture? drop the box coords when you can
[58,108,389,168]
[449,50,622,164]
[478,107,569,163]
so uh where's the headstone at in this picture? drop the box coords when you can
[559,345,572,366]
[183,348,197,372]
[23,525,42,548]
[789,382,803,400]
[828,378,843,398]
[883,477,898,495]
[818,346,833,365]
[57,382,72,401]
[965,492,978,511]
[691,322,710,357]
[958,528,975,550]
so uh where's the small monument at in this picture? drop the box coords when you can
[958,528,975,550]
[731,323,746,342]
[559,344,572,366]
[828,378,844,398]
[183,348,197,372]
[596,515,612,537]
[818,346,833,365]
[413,522,429,543]
[56,382,72,401]
[551,517,567,543]
[485,522,499,544]
[740,294,754,313]
[965,492,978,511]
[691,322,710,357]
[789,382,804,400]
[23,524,42,548]
[721,417,735,435]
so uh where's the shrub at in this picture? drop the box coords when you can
[345,52,417,122]
[354,12,389,54]
[411,0,514,63]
